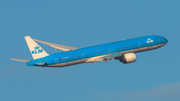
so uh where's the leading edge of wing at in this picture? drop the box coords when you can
[33,39,80,51]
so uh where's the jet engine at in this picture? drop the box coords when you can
[119,53,136,64]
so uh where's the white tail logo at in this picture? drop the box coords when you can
[31,46,43,54]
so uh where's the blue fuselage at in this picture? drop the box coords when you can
[27,35,168,67]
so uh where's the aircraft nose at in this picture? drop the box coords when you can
[164,37,168,43]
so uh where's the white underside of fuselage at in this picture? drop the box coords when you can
[46,43,167,67]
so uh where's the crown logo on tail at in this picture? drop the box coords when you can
[34,46,40,50]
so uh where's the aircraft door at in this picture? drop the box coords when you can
[157,38,160,44]
[107,48,111,53]
[81,53,85,58]
[138,42,142,48]
[55,58,58,63]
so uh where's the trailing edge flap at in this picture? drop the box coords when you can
[11,58,31,62]
[33,39,80,51]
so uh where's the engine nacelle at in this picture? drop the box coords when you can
[119,53,137,64]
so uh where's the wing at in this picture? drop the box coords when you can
[100,52,123,62]
[85,52,123,63]
[33,39,80,51]
[11,58,31,62]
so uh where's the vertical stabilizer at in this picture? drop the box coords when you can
[25,36,49,60]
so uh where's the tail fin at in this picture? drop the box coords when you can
[25,36,49,60]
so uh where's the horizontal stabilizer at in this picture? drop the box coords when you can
[11,58,31,62]
[33,39,80,51]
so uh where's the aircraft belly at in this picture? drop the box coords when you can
[47,58,88,67]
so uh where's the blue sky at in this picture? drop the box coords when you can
[0,0,180,101]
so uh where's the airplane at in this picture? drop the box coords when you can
[11,35,168,67]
